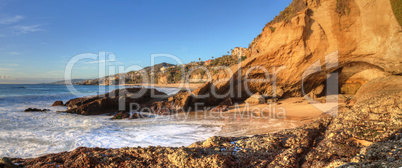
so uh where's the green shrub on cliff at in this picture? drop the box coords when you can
[239,56,247,62]
[166,66,183,83]
[210,55,238,67]
[391,0,402,27]
[265,0,307,26]
[336,0,351,15]
[269,26,276,32]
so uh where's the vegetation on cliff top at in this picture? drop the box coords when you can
[265,0,307,26]
[391,0,402,27]
[269,26,276,32]
[249,0,307,48]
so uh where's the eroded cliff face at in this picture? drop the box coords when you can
[193,0,402,105]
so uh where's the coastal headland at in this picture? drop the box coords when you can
[2,0,402,167]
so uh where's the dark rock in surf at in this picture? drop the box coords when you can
[24,108,50,112]
[0,157,17,168]
[111,112,130,120]
[52,101,64,106]
[65,87,167,115]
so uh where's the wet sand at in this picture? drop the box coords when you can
[161,97,341,137]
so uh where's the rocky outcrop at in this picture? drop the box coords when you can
[350,76,402,105]
[244,92,265,104]
[65,88,167,115]
[11,84,401,167]
[152,90,193,115]
[190,0,402,106]
[0,157,17,168]
[51,101,64,106]
[24,108,50,112]
[8,0,402,167]
[301,91,401,167]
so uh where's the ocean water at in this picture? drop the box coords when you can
[0,84,221,158]
[0,84,299,158]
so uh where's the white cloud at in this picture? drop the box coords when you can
[13,24,43,35]
[0,15,44,37]
[0,15,23,24]
[0,68,12,71]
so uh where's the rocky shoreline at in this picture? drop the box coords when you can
[1,0,401,166]
[9,77,402,168]
[2,85,400,167]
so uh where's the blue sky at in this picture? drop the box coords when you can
[0,0,291,84]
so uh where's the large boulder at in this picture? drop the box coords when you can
[52,101,64,106]
[66,98,118,115]
[65,97,100,110]
[152,90,192,114]
[350,76,402,106]
[245,93,265,104]
[172,90,192,110]
[65,88,167,115]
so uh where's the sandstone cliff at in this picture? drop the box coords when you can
[192,0,402,105]
[5,1,402,167]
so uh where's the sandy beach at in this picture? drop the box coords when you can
[127,83,336,124]
[162,96,339,137]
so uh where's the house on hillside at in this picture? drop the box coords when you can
[231,47,248,58]
[150,69,155,75]
[188,62,199,66]
[204,60,212,66]
[160,66,168,73]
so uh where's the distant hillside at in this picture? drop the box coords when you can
[48,79,88,85]
[74,55,245,85]
[74,62,177,85]
[141,62,175,72]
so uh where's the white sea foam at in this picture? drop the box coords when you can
[0,85,299,158]
[0,86,222,158]
[0,109,222,158]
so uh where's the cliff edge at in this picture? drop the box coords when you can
[193,0,402,105]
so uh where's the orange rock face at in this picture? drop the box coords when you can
[191,0,402,106]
